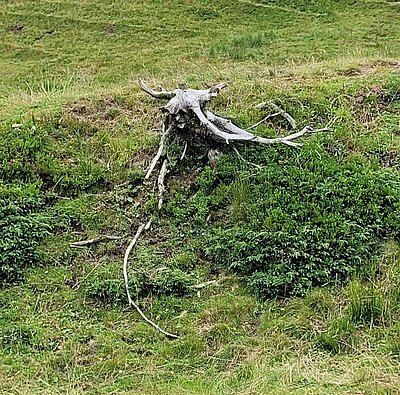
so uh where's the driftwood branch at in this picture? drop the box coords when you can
[189,280,218,289]
[70,235,121,248]
[123,218,178,339]
[145,124,172,179]
[248,111,281,130]
[157,159,168,209]
[124,80,334,339]
[139,80,332,149]
[180,141,188,160]
[138,79,175,99]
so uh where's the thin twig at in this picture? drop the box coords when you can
[189,280,218,289]
[232,146,262,169]
[180,141,188,161]
[123,218,178,339]
[256,100,297,129]
[72,261,103,290]
[145,125,172,179]
[248,111,281,130]
[157,159,168,209]
[70,235,121,248]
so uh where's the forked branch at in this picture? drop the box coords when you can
[139,80,332,149]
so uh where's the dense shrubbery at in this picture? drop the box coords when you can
[0,124,51,183]
[0,124,52,284]
[167,139,400,297]
[0,121,111,285]
[0,184,50,284]
[83,263,194,305]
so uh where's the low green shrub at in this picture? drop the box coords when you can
[82,263,193,305]
[0,123,53,183]
[0,183,50,284]
[168,139,400,298]
[152,268,193,296]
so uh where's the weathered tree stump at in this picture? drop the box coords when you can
[121,80,332,339]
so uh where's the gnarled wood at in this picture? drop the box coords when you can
[127,80,333,339]
[139,80,332,149]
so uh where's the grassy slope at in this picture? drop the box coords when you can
[1,0,400,394]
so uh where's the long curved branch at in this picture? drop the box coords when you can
[123,219,178,339]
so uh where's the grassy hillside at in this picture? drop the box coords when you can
[1,1,400,394]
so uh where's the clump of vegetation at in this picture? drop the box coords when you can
[0,123,52,183]
[167,140,400,297]
[0,184,50,284]
[83,263,194,305]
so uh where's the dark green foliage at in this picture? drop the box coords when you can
[0,123,52,183]
[0,123,54,284]
[82,263,193,306]
[170,140,400,298]
[82,263,127,305]
[0,184,50,284]
[0,324,41,351]
[152,268,193,297]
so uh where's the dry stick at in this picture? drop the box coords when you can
[72,260,103,290]
[145,125,172,179]
[232,146,262,169]
[157,159,168,210]
[180,141,188,161]
[205,109,304,147]
[70,235,121,248]
[123,219,178,339]
[189,280,218,289]
[248,111,281,130]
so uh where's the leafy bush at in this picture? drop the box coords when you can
[84,277,126,304]
[82,263,193,305]
[0,123,52,183]
[169,140,400,298]
[0,184,50,284]
[152,268,193,296]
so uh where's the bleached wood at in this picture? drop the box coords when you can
[70,235,121,248]
[139,80,331,149]
[157,159,168,209]
[123,219,178,339]
[138,79,175,99]
[145,125,172,179]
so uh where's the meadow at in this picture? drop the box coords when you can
[1,0,400,393]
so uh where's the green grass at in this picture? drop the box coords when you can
[2,0,400,393]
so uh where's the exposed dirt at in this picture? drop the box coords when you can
[345,83,399,128]
[337,60,400,77]
[65,96,159,131]
[8,23,24,33]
